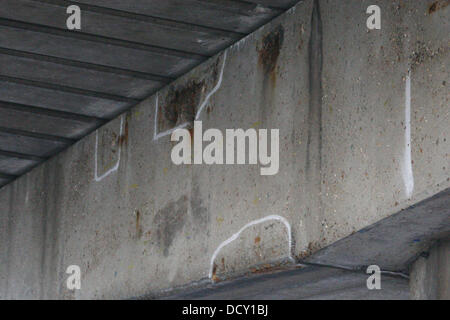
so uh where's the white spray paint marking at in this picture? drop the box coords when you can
[152,52,227,141]
[402,71,414,198]
[208,214,293,279]
[195,51,227,120]
[230,33,254,52]
[94,116,123,182]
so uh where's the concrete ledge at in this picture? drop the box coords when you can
[155,265,409,300]
[305,188,450,272]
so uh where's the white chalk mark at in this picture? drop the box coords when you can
[196,51,227,120]
[94,116,123,182]
[402,71,414,198]
[208,215,293,279]
[152,52,227,141]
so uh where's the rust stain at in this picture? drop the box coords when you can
[119,115,129,146]
[428,0,448,14]
[298,23,305,52]
[161,80,205,129]
[135,210,142,239]
[297,241,321,259]
[249,261,295,275]
[212,263,219,282]
[254,236,261,244]
[258,25,284,83]
[188,126,195,146]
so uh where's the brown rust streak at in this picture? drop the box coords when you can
[163,80,205,127]
[135,209,142,239]
[119,115,129,146]
[428,0,449,14]
[258,25,284,84]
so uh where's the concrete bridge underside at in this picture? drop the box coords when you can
[0,0,449,299]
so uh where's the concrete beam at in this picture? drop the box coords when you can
[158,265,409,300]
[305,188,450,272]
[410,239,450,300]
[0,0,448,299]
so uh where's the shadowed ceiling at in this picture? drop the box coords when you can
[0,0,299,188]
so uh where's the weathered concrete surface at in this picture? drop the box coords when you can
[305,187,450,271]
[0,0,288,185]
[0,0,449,299]
[410,238,450,300]
[157,265,409,300]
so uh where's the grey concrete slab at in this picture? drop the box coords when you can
[314,0,449,249]
[157,265,409,300]
[0,0,240,56]
[0,25,201,77]
[305,188,450,272]
[410,238,450,300]
[0,53,164,100]
[0,80,132,119]
[75,0,281,33]
[0,131,68,157]
[0,177,11,187]
[0,155,38,176]
[0,107,100,139]
[0,0,448,299]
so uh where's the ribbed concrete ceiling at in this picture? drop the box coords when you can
[0,0,299,188]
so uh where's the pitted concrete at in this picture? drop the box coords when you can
[0,0,448,299]
[410,238,450,300]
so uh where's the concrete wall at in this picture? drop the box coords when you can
[410,239,450,300]
[0,0,448,299]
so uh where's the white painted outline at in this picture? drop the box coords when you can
[94,116,123,182]
[208,214,293,279]
[153,51,227,141]
[402,71,414,198]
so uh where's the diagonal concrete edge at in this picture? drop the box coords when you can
[304,187,450,272]
[153,265,409,300]
[146,188,448,299]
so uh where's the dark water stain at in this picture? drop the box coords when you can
[153,195,188,257]
[257,25,284,126]
[305,0,323,175]
[39,160,64,298]
[160,80,205,130]
[258,25,284,78]
[190,184,208,229]
[135,209,143,239]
